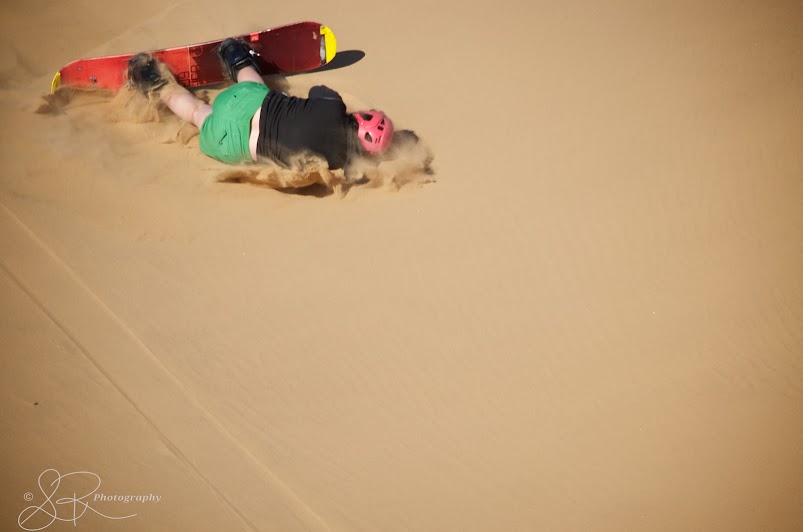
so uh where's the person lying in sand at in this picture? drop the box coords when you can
[127,37,395,172]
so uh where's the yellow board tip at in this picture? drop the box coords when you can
[320,25,337,64]
[50,71,61,94]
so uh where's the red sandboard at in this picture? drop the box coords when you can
[51,21,337,93]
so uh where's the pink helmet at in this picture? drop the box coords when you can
[354,110,394,154]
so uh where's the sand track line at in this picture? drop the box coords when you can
[0,200,330,532]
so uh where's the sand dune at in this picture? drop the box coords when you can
[2,1,802,531]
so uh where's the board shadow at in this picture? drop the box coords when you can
[307,50,366,73]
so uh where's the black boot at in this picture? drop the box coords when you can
[218,38,261,80]
[127,53,168,94]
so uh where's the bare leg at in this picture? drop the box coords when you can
[157,65,263,130]
[159,83,212,129]
[236,65,266,86]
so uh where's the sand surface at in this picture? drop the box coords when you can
[2,1,802,530]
